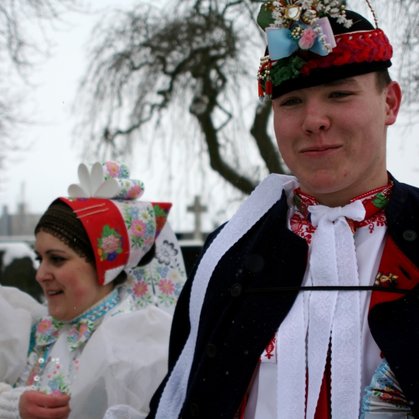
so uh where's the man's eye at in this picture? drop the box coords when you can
[329,91,353,98]
[279,97,302,107]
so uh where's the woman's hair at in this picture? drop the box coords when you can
[35,200,95,263]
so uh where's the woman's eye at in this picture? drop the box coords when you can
[50,255,66,265]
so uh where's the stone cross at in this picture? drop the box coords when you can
[187,195,207,241]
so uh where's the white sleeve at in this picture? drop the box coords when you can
[103,404,145,419]
[0,286,45,384]
[0,385,27,419]
[69,306,171,419]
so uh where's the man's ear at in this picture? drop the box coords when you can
[384,81,402,126]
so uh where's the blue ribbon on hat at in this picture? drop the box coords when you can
[266,18,336,60]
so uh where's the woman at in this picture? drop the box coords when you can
[0,161,186,419]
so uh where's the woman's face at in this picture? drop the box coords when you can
[35,231,112,321]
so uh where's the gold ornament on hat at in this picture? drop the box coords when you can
[284,5,301,21]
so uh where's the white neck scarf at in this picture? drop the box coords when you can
[155,175,298,419]
[276,200,366,419]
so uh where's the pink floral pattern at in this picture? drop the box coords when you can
[97,225,123,261]
[290,183,393,244]
[128,237,186,312]
[299,28,317,49]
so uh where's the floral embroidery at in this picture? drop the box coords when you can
[104,161,129,179]
[36,318,61,346]
[120,202,155,249]
[97,225,123,261]
[18,290,121,396]
[361,359,413,416]
[290,183,393,243]
[118,178,144,200]
[158,279,175,295]
[127,237,185,311]
[157,240,179,266]
[261,335,277,363]
[66,319,95,352]
[133,280,149,298]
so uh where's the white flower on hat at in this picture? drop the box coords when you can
[68,162,120,199]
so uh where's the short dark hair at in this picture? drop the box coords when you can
[375,69,392,91]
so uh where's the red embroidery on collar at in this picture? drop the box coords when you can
[290,182,393,243]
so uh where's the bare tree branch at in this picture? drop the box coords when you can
[75,0,419,195]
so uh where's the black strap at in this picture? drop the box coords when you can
[245,285,413,295]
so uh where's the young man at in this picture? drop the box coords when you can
[149,1,418,418]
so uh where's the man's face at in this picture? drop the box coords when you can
[272,73,401,205]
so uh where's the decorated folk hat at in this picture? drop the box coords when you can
[35,161,171,286]
[257,0,393,99]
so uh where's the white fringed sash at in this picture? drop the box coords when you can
[276,201,365,419]
[155,175,298,419]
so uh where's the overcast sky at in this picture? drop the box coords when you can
[1,0,418,233]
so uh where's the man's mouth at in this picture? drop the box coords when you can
[301,145,341,153]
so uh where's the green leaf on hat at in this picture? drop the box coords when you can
[257,3,275,30]
[271,56,306,85]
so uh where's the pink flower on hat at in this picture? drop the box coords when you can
[127,184,142,199]
[102,235,120,254]
[298,27,317,50]
[98,225,123,262]
[105,161,121,178]
[129,219,147,237]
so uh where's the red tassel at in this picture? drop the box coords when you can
[265,79,272,96]
[258,81,264,98]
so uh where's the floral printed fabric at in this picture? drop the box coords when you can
[98,225,124,261]
[125,222,186,315]
[103,161,145,200]
[119,201,156,251]
[128,239,185,311]
[17,290,121,396]
[361,359,414,417]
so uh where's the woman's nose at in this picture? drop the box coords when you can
[35,261,52,283]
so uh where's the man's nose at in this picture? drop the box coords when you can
[302,102,331,134]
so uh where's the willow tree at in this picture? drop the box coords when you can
[76,0,418,195]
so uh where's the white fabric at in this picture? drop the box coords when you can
[104,404,146,419]
[249,197,385,419]
[155,174,298,419]
[12,292,172,419]
[0,286,46,384]
[69,305,171,419]
[276,201,367,419]
[0,386,27,419]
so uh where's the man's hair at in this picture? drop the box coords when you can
[376,69,392,91]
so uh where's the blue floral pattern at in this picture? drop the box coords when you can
[361,359,414,417]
